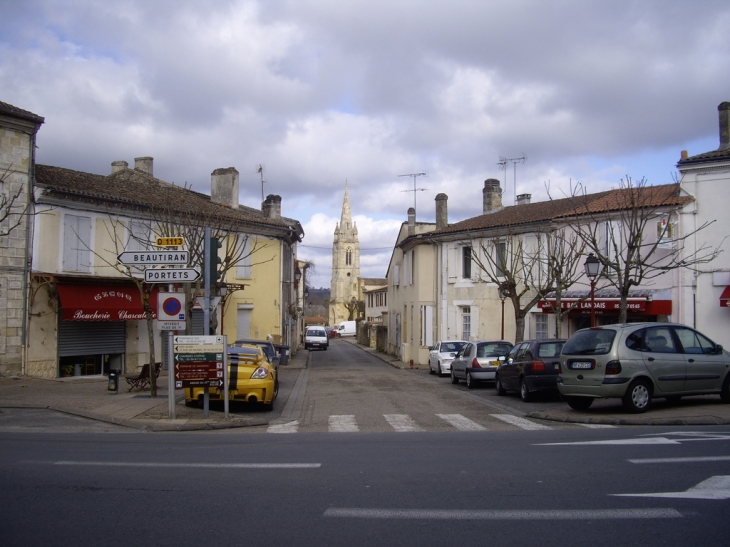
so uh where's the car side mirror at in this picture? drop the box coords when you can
[507,358,513,364]
[716,344,723,354]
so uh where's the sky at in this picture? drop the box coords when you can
[2,0,729,289]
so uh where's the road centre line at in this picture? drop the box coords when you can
[323,508,681,520]
[490,414,552,430]
[629,456,730,464]
[50,461,320,469]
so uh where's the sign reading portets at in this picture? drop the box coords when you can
[145,268,200,283]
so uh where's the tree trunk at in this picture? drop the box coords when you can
[513,312,526,344]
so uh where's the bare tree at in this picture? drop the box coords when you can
[344,297,363,321]
[0,166,33,238]
[565,177,722,323]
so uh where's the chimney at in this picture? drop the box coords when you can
[719,102,730,150]
[134,156,153,176]
[210,167,240,208]
[111,160,128,174]
[516,193,531,206]
[483,178,503,214]
[435,193,448,230]
[262,194,282,219]
[407,207,416,236]
[680,150,688,160]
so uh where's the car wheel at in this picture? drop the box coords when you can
[721,375,730,404]
[451,370,459,384]
[429,362,435,375]
[495,375,506,396]
[466,372,477,389]
[622,379,652,413]
[520,378,531,402]
[566,396,593,410]
[437,362,444,377]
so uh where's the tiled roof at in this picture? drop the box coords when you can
[361,277,387,285]
[0,101,44,123]
[677,147,730,166]
[431,183,692,236]
[34,164,301,233]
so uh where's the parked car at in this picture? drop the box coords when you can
[185,345,278,410]
[428,340,467,376]
[558,323,730,413]
[305,326,329,350]
[450,340,514,388]
[495,339,566,401]
[231,339,279,369]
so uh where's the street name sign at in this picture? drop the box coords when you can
[156,237,185,247]
[118,251,190,265]
[173,335,226,388]
[145,268,201,283]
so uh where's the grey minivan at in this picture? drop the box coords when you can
[558,323,730,413]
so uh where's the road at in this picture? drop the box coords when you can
[1,340,729,546]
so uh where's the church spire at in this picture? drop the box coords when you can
[340,184,353,229]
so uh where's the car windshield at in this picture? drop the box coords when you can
[562,330,616,355]
[476,343,513,357]
[308,329,326,337]
[441,342,465,353]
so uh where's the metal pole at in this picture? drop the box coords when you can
[223,335,229,419]
[501,298,505,340]
[167,330,175,419]
[203,227,211,418]
[590,278,596,328]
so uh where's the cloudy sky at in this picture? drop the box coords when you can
[2,0,729,288]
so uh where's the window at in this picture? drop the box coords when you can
[393,264,400,286]
[63,214,91,273]
[462,246,472,279]
[461,306,471,340]
[600,221,621,262]
[420,305,433,347]
[346,247,352,266]
[495,241,507,278]
[126,220,149,251]
[674,327,717,354]
[236,235,252,278]
[535,314,548,339]
[644,327,677,354]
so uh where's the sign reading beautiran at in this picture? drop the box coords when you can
[57,284,158,321]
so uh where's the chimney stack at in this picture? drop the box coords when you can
[719,102,730,151]
[262,194,282,219]
[435,193,448,230]
[407,207,416,236]
[111,160,128,174]
[211,167,240,208]
[680,150,688,160]
[134,156,153,176]
[516,193,531,206]
[483,178,503,214]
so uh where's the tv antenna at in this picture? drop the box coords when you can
[399,172,427,214]
[498,155,526,205]
[257,164,265,202]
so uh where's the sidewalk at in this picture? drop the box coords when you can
[342,336,730,426]
[0,348,309,432]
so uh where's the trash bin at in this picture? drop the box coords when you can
[275,345,290,366]
[108,369,120,392]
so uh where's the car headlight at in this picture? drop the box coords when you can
[250,367,269,379]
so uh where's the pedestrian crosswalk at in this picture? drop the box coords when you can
[265,413,589,434]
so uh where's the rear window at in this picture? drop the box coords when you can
[441,342,465,353]
[562,330,616,355]
[477,342,513,357]
[538,342,564,358]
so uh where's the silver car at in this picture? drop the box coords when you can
[558,323,730,413]
[450,340,514,389]
[429,340,467,376]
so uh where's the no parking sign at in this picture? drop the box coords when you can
[158,292,186,322]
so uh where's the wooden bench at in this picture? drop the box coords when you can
[124,362,161,391]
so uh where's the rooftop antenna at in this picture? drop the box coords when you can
[257,164,265,202]
[399,172,427,214]
[498,155,526,205]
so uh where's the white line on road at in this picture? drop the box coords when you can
[576,424,616,429]
[536,437,679,446]
[323,508,682,520]
[490,414,552,430]
[613,475,730,500]
[329,415,359,432]
[267,420,299,434]
[51,461,320,468]
[436,414,486,431]
[630,456,730,464]
[384,414,425,432]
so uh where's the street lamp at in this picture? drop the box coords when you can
[499,287,508,340]
[584,253,601,328]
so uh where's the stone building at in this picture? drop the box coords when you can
[329,186,361,325]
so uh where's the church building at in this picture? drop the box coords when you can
[329,187,361,325]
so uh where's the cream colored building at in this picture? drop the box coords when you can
[329,186,361,326]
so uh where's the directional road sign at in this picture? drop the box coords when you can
[145,268,200,283]
[173,335,226,388]
[117,251,190,265]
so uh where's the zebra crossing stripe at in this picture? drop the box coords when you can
[436,414,486,431]
[577,423,616,429]
[268,420,299,433]
[384,414,425,432]
[490,414,552,430]
[329,415,359,432]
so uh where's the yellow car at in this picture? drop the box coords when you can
[185,345,278,410]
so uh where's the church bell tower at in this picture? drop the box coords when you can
[329,186,361,325]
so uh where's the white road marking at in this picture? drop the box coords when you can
[490,414,552,430]
[576,423,616,429]
[613,475,730,500]
[323,508,681,520]
[383,414,425,432]
[329,415,359,432]
[267,420,299,434]
[436,414,486,431]
[51,461,320,468]
[537,437,679,446]
[630,456,730,464]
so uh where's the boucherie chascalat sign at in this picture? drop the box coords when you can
[58,284,158,321]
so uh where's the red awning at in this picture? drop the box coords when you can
[57,284,158,321]
[538,297,672,316]
[720,286,730,308]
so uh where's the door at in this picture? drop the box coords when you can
[641,325,686,394]
[673,326,728,392]
[502,343,525,390]
[452,344,471,379]
[237,309,251,341]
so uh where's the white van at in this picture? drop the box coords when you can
[336,321,357,337]
[305,326,329,350]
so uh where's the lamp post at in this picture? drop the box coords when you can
[583,253,601,328]
[499,287,508,340]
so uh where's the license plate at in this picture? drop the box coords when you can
[570,362,592,369]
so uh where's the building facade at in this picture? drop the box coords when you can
[329,186,361,326]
